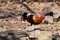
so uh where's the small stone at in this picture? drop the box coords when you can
[29,30,52,40]
[43,16,54,23]
[0,28,7,32]
[25,25,41,32]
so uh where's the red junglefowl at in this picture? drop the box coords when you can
[21,12,45,26]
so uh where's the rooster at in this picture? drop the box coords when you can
[21,12,45,26]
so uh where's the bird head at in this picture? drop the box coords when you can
[40,13,45,20]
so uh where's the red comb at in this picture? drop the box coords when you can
[40,13,45,20]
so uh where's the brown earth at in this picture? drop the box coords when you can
[0,2,60,40]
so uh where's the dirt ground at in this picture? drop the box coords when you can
[0,2,60,40]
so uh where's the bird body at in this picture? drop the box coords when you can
[32,15,42,24]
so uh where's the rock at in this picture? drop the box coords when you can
[20,37,28,40]
[0,28,7,32]
[52,7,60,22]
[52,33,60,40]
[42,16,54,24]
[29,37,38,40]
[52,7,60,18]
[42,7,52,14]
[29,30,52,40]
[29,30,41,38]
[0,30,29,40]
[53,16,60,22]
[25,25,42,32]
[38,33,52,40]
[56,37,60,40]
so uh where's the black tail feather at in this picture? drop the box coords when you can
[21,12,28,21]
[45,11,53,16]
